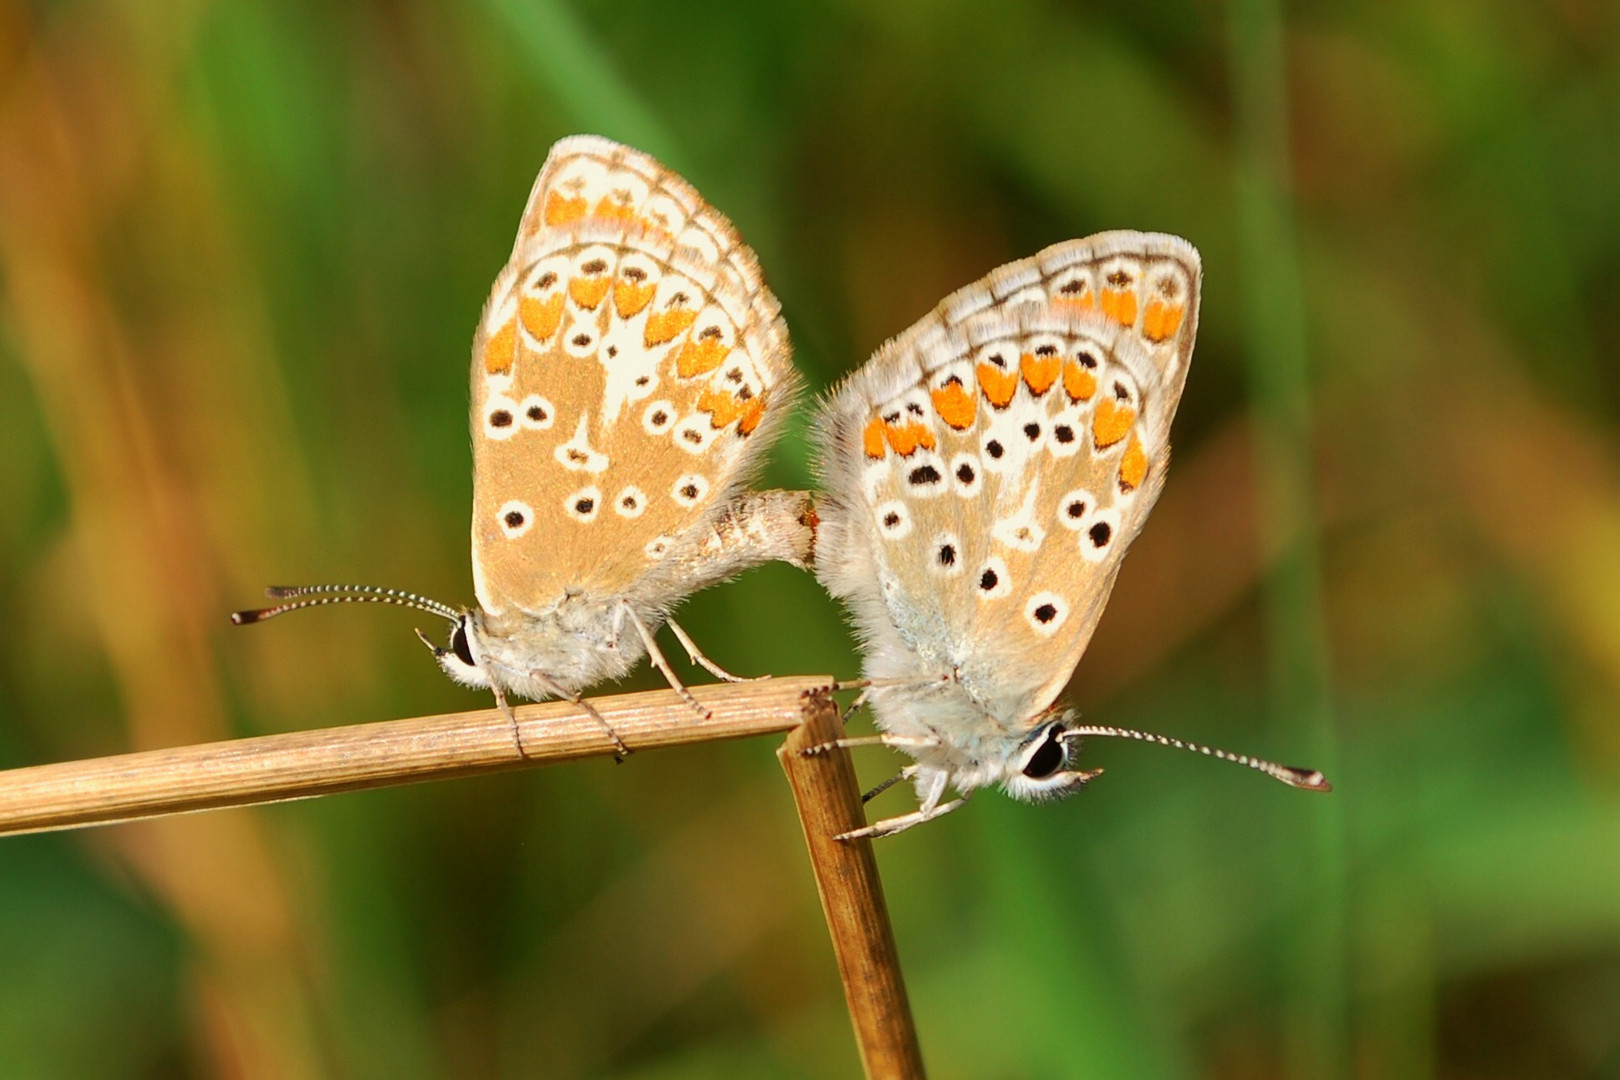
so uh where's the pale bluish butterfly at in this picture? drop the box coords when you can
[812,232,1328,838]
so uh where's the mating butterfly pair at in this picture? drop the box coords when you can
[235,136,1327,839]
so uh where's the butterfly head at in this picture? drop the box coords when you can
[999,715,1105,802]
[418,614,491,690]
[989,711,1332,803]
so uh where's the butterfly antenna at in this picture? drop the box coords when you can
[231,584,460,626]
[1060,725,1331,791]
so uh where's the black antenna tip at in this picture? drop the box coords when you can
[265,586,299,599]
[1287,768,1332,792]
[230,609,263,626]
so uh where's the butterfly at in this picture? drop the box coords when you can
[234,136,810,754]
[811,231,1328,838]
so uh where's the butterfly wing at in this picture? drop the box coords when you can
[816,232,1201,731]
[471,136,797,618]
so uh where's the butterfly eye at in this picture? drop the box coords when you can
[451,620,475,668]
[1021,725,1068,780]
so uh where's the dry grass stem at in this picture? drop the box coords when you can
[0,676,833,838]
[779,695,927,1080]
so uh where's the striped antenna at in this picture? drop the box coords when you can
[231,584,460,626]
[1060,724,1330,791]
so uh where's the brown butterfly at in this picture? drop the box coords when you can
[235,136,810,753]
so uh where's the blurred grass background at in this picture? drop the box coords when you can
[1,1,1617,1077]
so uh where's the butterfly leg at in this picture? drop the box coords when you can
[800,734,941,757]
[620,602,713,721]
[665,617,764,683]
[861,764,918,803]
[837,797,966,841]
[491,683,525,756]
[839,766,962,839]
[527,670,631,760]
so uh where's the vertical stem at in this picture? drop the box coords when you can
[1227,1,1350,1076]
[778,694,926,1080]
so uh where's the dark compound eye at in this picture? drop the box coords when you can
[1022,728,1066,779]
[451,621,475,667]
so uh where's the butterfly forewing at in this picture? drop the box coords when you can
[817,232,1200,725]
[471,137,795,617]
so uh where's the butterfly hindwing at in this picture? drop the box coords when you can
[471,137,796,618]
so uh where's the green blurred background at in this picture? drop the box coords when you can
[1,1,1617,1077]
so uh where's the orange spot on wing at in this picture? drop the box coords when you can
[544,192,587,226]
[675,335,730,378]
[1100,287,1138,327]
[1142,299,1185,343]
[614,280,655,318]
[568,275,610,309]
[863,416,888,458]
[1092,398,1136,449]
[520,293,564,342]
[737,395,766,435]
[884,421,935,457]
[931,380,977,430]
[644,307,697,346]
[593,195,639,226]
[483,318,517,374]
[1063,360,1097,402]
[1054,287,1095,313]
[1119,432,1148,491]
[1020,352,1061,396]
[697,388,743,428]
[977,363,1019,408]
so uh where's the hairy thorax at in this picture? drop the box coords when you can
[470,593,650,699]
[866,677,1035,793]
